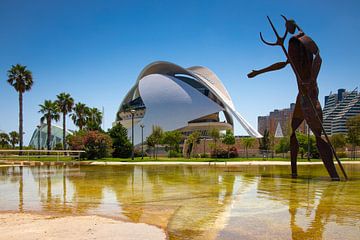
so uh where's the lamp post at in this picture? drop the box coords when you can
[140,124,144,159]
[130,109,136,160]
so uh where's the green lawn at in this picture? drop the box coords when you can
[0,156,354,162]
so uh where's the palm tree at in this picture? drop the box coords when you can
[86,107,103,130]
[39,100,60,150]
[71,102,88,130]
[56,93,74,149]
[0,133,10,148]
[7,64,33,152]
[9,131,19,149]
[187,131,201,158]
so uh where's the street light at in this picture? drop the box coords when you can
[140,124,145,159]
[130,109,136,160]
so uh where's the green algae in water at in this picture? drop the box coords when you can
[0,164,359,240]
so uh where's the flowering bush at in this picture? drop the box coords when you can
[68,130,112,159]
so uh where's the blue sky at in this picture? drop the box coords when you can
[1,0,359,143]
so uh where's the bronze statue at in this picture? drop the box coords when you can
[248,16,347,180]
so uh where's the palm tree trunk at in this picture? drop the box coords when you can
[228,145,230,158]
[47,117,51,152]
[19,92,23,154]
[63,113,66,150]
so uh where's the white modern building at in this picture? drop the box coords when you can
[323,88,360,135]
[114,61,261,144]
[29,124,72,149]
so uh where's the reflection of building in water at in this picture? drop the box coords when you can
[2,165,359,240]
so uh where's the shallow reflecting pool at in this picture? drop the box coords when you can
[0,164,359,239]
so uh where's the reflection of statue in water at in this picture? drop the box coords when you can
[248,16,347,180]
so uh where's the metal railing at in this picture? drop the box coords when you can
[0,150,85,161]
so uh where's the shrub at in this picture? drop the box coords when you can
[168,150,182,158]
[336,152,347,158]
[68,130,112,160]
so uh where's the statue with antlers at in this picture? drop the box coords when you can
[248,16,347,180]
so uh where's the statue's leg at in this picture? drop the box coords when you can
[290,98,304,177]
[306,100,340,181]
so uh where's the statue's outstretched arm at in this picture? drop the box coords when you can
[247,61,289,78]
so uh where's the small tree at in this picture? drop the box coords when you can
[259,129,270,158]
[242,137,256,158]
[222,130,235,158]
[9,131,19,149]
[0,133,10,148]
[162,130,183,157]
[275,137,290,158]
[146,134,156,158]
[346,115,360,159]
[151,125,163,159]
[330,133,346,152]
[209,128,220,159]
[108,123,132,158]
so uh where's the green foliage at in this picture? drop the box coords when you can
[0,133,10,148]
[9,131,19,148]
[39,100,60,150]
[346,115,360,146]
[68,130,112,159]
[162,130,183,154]
[222,130,235,146]
[330,133,346,151]
[108,124,132,158]
[275,137,290,157]
[241,137,256,158]
[296,132,319,159]
[7,64,33,93]
[71,102,88,130]
[86,107,103,131]
[222,130,235,158]
[259,129,270,154]
[147,125,164,159]
[54,143,63,150]
[186,131,201,158]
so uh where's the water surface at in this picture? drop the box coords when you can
[0,164,359,239]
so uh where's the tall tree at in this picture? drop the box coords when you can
[108,123,132,158]
[86,107,103,131]
[222,130,235,158]
[55,93,74,150]
[71,102,88,130]
[7,64,33,152]
[242,137,256,158]
[9,131,19,149]
[39,100,60,150]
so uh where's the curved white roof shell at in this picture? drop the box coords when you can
[117,61,261,144]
